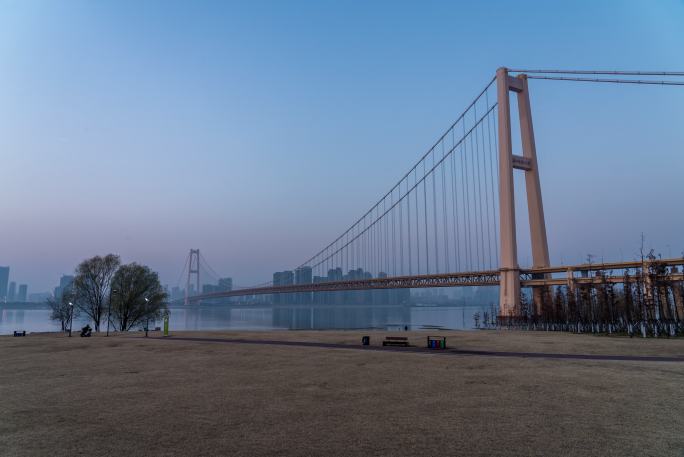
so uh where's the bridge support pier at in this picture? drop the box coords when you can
[496,67,551,317]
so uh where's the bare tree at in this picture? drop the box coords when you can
[553,286,565,324]
[47,289,77,332]
[72,254,121,332]
[110,263,168,331]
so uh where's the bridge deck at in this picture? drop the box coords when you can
[186,258,684,303]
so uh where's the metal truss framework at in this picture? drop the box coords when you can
[186,258,684,304]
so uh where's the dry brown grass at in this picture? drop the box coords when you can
[1,330,683,456]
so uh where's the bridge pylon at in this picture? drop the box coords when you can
[184,249,201,306]
[496,67,550,317]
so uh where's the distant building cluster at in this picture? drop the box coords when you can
[0,266,29,303]
[0,265,79,304]
[167,277,234,303]
[272,266,410,306]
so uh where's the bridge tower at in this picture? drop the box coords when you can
[496,67,550,317]
[184,249,201,306]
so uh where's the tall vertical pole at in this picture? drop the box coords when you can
[195,249,201,300]
[517,74,550,315]
[496,67,520,316]
[184,253,190,306]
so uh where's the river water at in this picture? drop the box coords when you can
[0,304,484,335]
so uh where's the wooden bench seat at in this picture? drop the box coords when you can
[382,336,409,347]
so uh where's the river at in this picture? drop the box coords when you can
[0,303,490,335]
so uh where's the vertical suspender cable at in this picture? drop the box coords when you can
[423,160,430,275]
[470,111,481,270]
[485,91,497,268]
[415,168,421,274]
[441,140,450,273]
[462,122,471,270]
[407,178,412,275]
[391,192,396,276]
[492,107,500,266]
[432,149,439,273]
[399,183,404,275]
[481,104,493,269]
[475,111,487,271]
[450,126,460,272]
[385,198,389,274]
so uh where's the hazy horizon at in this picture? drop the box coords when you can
[2,0,683,293]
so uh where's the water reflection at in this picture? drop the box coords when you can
[0,304,482,334]
[169,304,477,331]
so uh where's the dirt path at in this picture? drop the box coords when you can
[159,334,684,362]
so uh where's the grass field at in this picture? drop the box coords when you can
[2,330,684,456]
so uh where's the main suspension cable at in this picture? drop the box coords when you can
[509,69,684,76]
[525,75,684,85]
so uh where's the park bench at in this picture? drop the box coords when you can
[13,330,26,337]
[427,335,447,349]
[382,336,409,347]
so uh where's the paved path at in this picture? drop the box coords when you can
[155,335,684,363]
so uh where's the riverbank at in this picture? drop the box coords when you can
[2,330,683,456]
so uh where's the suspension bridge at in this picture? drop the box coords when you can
[176,68,684,316]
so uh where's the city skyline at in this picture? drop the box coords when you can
[2,1,684,292]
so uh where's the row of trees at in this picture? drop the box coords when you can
[48,254,168,333]
[483,256,684,337]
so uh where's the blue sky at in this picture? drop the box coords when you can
[1,0,683,292]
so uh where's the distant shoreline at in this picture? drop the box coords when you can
[0,302,50,310]
[0,301,489,310]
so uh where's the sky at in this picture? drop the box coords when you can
[1,0,683,293]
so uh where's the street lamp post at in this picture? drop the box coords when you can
[68,302,74,337]
[144,297,149,338]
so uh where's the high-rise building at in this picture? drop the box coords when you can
[54,275,75,301]
[17,284,28,302]
[8,281,16,302]
[273,271,294,304]
[0,266,9,301]
[328,268,344,305]
[295,266,312,304]
[214,278,234,304]
[171,286,182,301]
[60,275,74,290]
[202,284,218,294]
[218,277,233,291]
